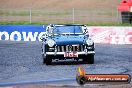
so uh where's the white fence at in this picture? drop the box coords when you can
[0,8,122,24]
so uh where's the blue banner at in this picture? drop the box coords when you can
[0,25,46,41]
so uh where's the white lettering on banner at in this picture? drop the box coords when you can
[92,30,110,43]
[0,31,46,41]
[22,32,38,41]
[10,31,21,41]
[38,32,46,41]
[125,35,132,44]
[110,35,125,44]
[110,35,132,44]
[0,31,9,40]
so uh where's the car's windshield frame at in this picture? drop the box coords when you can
[48,25,84,35]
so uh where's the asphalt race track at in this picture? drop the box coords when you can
[0,41,132,86]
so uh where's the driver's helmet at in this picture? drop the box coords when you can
[46,24,55,34]
[82,25,88,33]
[49,24,54,27]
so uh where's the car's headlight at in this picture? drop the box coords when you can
[47,39,55,47]
[86,38,93,45]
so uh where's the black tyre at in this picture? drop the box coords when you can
[43,55,52,65]
[83,54,94,64]
[42,54,46,64]
[121,12,132,23]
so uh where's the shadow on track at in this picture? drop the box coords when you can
[50,60,89,65]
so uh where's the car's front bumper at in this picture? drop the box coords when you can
[43,51,95,59]
[46,51,95,55]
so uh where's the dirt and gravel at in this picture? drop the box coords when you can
[0,41,132,88]
[0,0,120,10]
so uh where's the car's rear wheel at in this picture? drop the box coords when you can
[83,54,94,64]
[43,55,52,65]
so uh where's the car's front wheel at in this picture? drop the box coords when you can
[43,55,52,65]
[42,54,46,64]
[82,54,94,64]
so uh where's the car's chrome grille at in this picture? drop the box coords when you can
[57,45,85,52]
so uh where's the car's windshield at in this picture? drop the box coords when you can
[53,26,83,35]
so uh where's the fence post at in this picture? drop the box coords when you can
[117,10,121,24]
[29,9,32,24]
[72,8,75,24]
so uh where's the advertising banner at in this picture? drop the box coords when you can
[88,26,132,44]
[0,25,46,41]
[0,25,132,44]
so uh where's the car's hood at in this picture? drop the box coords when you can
[52,35,85,45]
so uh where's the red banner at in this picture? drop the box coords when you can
[88,27,132,44]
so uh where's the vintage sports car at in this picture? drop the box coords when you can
[41,24,95,65]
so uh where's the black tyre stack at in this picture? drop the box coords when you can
[121,12,132,23]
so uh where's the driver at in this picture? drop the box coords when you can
[82,25,88,34]
[46,24,54,35]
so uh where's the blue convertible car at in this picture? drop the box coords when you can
[41,24,95,65]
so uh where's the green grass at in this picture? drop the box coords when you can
[0,21,132,26]
[86,23,132,26]
[0,21,48,25]
[0,10,29,16]
[0,10,71,16]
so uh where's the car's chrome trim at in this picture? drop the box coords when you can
[45,51,95,55]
